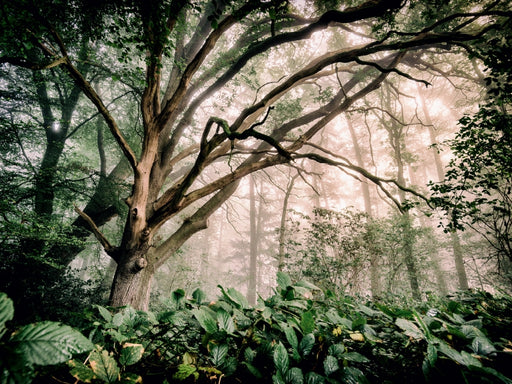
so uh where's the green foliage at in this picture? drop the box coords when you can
[3,284,512,383]
[281,208,435,297]
[429,15,512,281]
[0,292,93,384]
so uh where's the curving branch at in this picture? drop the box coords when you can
[73,204,118,260]
[62,58,138,171]
[295,143,432,210]
[354,57,431,87]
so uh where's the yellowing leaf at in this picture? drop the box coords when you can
[89,349,120,384]
[349,332,364,342]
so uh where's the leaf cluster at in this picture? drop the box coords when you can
[0,292,94,384]
[2,275,511,383]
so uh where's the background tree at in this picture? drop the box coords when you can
[430,18,512,290]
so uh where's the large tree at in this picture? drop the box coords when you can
[1,0,510,309]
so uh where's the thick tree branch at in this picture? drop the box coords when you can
[62,58,138,171]
[73,204,118,259]
[0,56,66,70]
[156,1,264,130]
[157,0,404,145]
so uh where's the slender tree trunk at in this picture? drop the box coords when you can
[418,84,469,290]
[450,231,469,290]
[346,117,381,297]
[278,173,298,272]
[247,176,258,306]
[390,119,421,300]
[400,213,421,299]
[408,164,448,295]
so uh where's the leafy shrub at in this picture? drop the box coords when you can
[63,274,512,384]
[0,292,94,384]
[3,276,512,383]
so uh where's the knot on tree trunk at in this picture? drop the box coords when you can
[133,257,147,272]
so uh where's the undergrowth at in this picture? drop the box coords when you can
[1,273,512,383]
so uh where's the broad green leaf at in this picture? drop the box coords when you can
[324,309,352,330]
[305,371,325,384]
[461,324,484,339]
[460,350,483,367]
[283,324,299,351]
[273,342,289,374]
[94,305,112,323]
[89,349,120,384]
[324,308,344,324]
[105,329,129,344]
[192,288,206,304]
[471,336,497,355]
[223,356,238,376]
[300,312,315,335]
[437,341,482,368]
[217,309,235,334]
[119,343,144,366]
[173,364,199,381]
[395,318,424,340]
[284,300,309,310]
[273,371,286,384]
[112,312,125,328]
[299,333,315,357]
[426,343,438,366]
[11,321,94,366]
[242,362,263,378]
[0,292,14,338]
[277,272,292,290]
[412,312,433,341]
[328,343,345,358]
[285,367,304,384]
[244,346,257,362]
[342,366,370,384]
[436,341,462,363]
[323,355,339,376]
[171,289,186,308]
[295,280,322,292]
[262,306,273,320]
[192,307,218,334]
[342,351,370,363]
[218,286,250,309]
[210,344,229,366]
[357,304,382,318]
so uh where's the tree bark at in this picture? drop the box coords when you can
[450,231,470,290]
[109,252,155,310]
